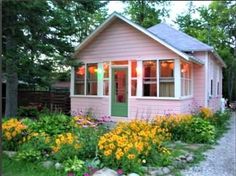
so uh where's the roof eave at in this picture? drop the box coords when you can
[211,50,227,68]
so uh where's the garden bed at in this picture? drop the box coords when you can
[2,108,231,176]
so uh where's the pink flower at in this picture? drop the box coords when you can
[83,173,90,176]
[117,169,123,175]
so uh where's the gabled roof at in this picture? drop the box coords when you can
[74,12,226,67]
[147,23,213,52]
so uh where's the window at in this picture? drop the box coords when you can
[217,82,220,95]
[159,60,174,97]
[103,62,109,95]
[210,79,213,96]
[143,61,157,96]
[87,63,98,95]
[181,61,192,96]
[74,65,85,95]
[131,61,137,96]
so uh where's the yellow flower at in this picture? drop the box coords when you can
[127,154,136,160]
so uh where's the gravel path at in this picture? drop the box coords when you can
[182,112,236,176]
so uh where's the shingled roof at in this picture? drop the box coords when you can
[147,23,213,52]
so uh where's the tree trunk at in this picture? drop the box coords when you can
[5,35,18,117]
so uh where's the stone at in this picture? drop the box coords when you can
[55,162,62,170]
[42,160,53,169]
[148,168,163,176]
[3,151,17,158]
[186,155,194,162]
[168,166,174,171]
[162,167,171,175]
[127,173,140,176]
[93,168,118,176]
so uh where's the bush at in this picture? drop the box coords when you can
[17,106,39,118]
[15,149,41,162]
[33,113,73,135]
[98,120,171,173]
[184,118,216,143]
[2,118,28,151]
[153,114,192,141]
[77,126,107,160]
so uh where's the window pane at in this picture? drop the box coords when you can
[143,61,157,96]
[131,61,137,77]
[87,64,97,95]
[103,80,109,95]
[75,65,85,95]
[160,60,174,77]
[103,62,109,78]
[160,82,174,97]
[131,80,137,96]
[159,60,174,97]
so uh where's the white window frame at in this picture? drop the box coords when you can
[180,60,193,98]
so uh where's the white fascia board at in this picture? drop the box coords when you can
[211,50,227,68]
[74,12,191,62]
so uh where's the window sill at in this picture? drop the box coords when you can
[70,95,105,98]
[130,96,180,100]
[180,96,193,100]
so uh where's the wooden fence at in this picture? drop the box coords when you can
[18,90,70,114]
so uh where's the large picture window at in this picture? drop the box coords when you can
[87,63,98,95]
[74,65,85,95]
[181,61,192,96]
[159,60,174,97]
[143,61,157,96]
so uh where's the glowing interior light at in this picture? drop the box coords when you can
[136,67,142,76]
[77,66,85,75]
[181,69,186,73]
[169,63,174,69]
[161,62,167,68]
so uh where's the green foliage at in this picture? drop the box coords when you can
[124,0,169,28]
[185,118,216,144]
[15,149,41,162]
[3,154,64,176]
[53,144,79,163]
[17,106,39,118]
[77,126,108,160]
[34,113,72,135]
[63,156,86,174]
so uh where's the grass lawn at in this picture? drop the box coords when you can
[3,154,64,176]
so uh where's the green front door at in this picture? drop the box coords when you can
[111,68,128,117]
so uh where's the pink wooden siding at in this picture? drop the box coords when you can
[71,97,109,118]
[208,53,222,111]
[76,19,179,62]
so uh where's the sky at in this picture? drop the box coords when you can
[107,1,211,27]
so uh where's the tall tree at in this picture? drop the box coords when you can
[2,0,107,117]
[123,0,169,28]
[175,1,236,101]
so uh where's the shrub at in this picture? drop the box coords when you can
[15,149,41,162]
[34,113,73,135]
[184,118,216,143]
[2,118,27,150]
[77,126,107,160]
[199,107,214,119]
[98,120,171,172]
[17,106,39,118]
[153,114,192,141]
[63,156,87,175]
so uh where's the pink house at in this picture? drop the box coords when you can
[70,12,226,120]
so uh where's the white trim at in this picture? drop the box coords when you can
[204,51,209,107]
[74,12,191,62]
[134,97,180,100]
[109,61,112,116]
[137,60,143,97]
[174,58,181,98]
[98,63,103,96]
[156,59,160,97]
[70,67,75,96]
[70,95,104,98]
